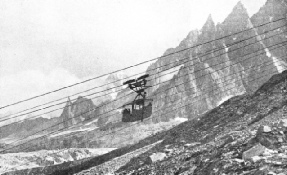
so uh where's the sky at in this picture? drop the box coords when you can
[0,0,267,116]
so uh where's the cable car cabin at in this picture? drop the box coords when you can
[121,74,151,122]
[121,99,152,122]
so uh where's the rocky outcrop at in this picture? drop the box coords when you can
[145,0,287,123]
[115,70,287,175]
[92,0,287,127]
[59,96,96,129]
[242,143,266,160]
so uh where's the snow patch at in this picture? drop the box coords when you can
[158,65,183,83]
[116,109,123,113]
[249,18,287,74]
[174,117,188,122]
[265,49,287,73]
[110,88,118,100]
[84,119,98,126]
[265,49,272,57]
[217,95,234,106]
[223,43,229,52]
[272,56,287,73]
[148,59,158,67]
[50,126,98,138]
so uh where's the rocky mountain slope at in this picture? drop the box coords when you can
[1,0,287,165]
[9,66,287,175]
[52,0,287,149]
[114,69,287,175]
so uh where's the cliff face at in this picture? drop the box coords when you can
[142,0,287,123]
[115,70,287,175]
[59,96,96,129]
[79,0,287,128]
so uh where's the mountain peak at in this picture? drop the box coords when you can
[205,14,214,25]
[234,1,245,10]
[221,0,249,30]
[231,1,248,16]
[201,14,215,32]
[207,14,213,21]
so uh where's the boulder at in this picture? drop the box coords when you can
[242,144,266,160]
[255,126,279,149]
[257,125,271,134]
[263,126,272,132]
[280,119,287,128]
[149,152,167,162]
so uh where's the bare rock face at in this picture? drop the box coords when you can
[115,70,287,175]
[59,96,96,128]
[143,0,287,123]
[87,0,287,127]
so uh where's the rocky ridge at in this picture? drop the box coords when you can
[114,70,287,175]
[1,0,287,164]
[9,69,287,175]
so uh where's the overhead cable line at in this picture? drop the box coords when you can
[2,40,286,153]
[0,17,285,110]
[1,24,285,125]
[40,61,282,175]
[11,51,284,155]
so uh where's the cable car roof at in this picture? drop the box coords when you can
[120,98,153,108]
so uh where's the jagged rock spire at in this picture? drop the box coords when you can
[220,1,250,32]
[65,96,72,107]
[226,1,249,21]
[234,1,246,11]
[201,14,215,32]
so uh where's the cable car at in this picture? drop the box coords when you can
[120,98,153,122]
[121,74,152,122]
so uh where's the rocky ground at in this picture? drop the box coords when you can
[6,70,287,175]
[4,61,287,175]
[0,148,115,174]
[113,70,287,175]
[76,140,163,175]
[21,70,287,175]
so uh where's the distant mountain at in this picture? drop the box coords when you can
[97,72,129,103]
[0,117,59,139]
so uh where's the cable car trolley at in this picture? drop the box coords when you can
[121,74,152,122]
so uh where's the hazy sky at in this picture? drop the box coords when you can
[0,0,267,115]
